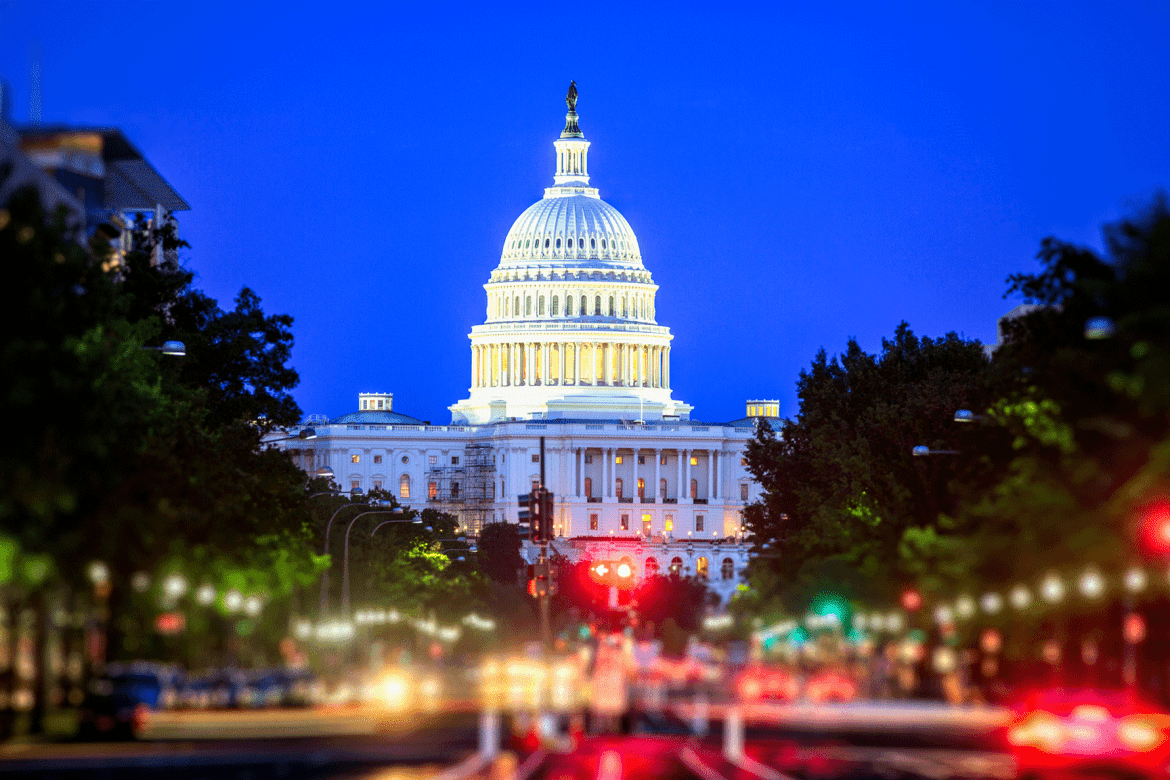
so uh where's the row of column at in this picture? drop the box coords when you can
[569,447,727,501]
[471,341,670,390]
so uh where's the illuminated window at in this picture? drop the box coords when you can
[741,458,747,466]
[670,556,682,574]
[665,515,674,533]
[584,477,593,497]
[695,515,704,532]
[740,484,749,501]
[374,455,383,464]
[377,399,384,409]
[690,479,698,499]
[615,455,623,465]
[351,454,360,464]
[638,455,645,465]
[645,557,659,576]
[428,481,437,499]
[615,478,623,498]
[660,478,667,498]
[399,474,411,499]
[690,456,698,466]
[642,515,651,536]
[660,455,668,465]
[620,514,629,531]
[696,556,709,579]
[722,558,735,580]
[590,514,599,531]
[531,453,540,462]
[637,478,645,498]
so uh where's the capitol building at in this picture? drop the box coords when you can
[275,87,777,604]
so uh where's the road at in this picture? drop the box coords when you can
[0,701,1017,780]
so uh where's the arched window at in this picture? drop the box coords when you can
[551,296,559,316]
[696,557,709,579]
[621,297,628,317]
[670,557,683,574]
[615,478,623,498]
[566,296,574,316]
[580,295,587,315]
[690,479,698,499]
[525,239,530,248]
[556,237,561,249]
[721,558,735,580]
[645,558,660,577]
[584,477,593,498]
[594,296,602,315]
[660,478,667,498]
[399,474,411,499]
[544,238,550,248]
[578,237,584,248]
[608,297,615,316]
[514,296,520,317]
[525,297,532,316]
[637,477,645,499]
[591,238,596,249]
[664,515,674,533]
[602,239,607,249]
[538,296,545,316]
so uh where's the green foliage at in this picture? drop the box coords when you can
[476,522,524,584]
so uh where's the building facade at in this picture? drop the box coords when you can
[277,89,774,605]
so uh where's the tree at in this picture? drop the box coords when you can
[743,322,991,605]
[476,522,525,585]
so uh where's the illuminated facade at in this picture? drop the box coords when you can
[276,91,776,605]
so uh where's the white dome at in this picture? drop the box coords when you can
[499,194,643,269]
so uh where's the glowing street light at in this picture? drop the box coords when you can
[1041,573,1066,603]
[955,595,976,619]
[1079,568,1105,599]
[1010,585,1032,610]
[224,589,244,613]
[195,583,216,605]
[981,592,1003,614]
[162,573,188,600]
[1125,567,1148,593]
[87,561,110,586]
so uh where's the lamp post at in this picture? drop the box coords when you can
[141,340,186,356]
[911,446,960,457]
[318,495,388,619]
[342,509,419,617]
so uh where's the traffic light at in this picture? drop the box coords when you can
[540,490,554,542]
[1138,498,1170,557]
[517,493,534,541]
[587,559,636,589]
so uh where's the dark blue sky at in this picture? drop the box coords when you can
[3,2,1168,424]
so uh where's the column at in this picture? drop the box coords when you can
[676,450,684,501]
[707,450,714,500]
[665,346,671,388]
[601,343,608,385]
[684,448,691,501]
[654,449,661,501]
[527,343,535,386]
[573,342,581,386]
[633,446,639,500]
[541,342,548,385]
[603,447,610,497]
[559,342,566,386]
[577,447,584,497]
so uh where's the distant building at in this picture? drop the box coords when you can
[272,89,778,605]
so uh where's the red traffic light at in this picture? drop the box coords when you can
[1125,613,1146,644]
[901,589,923,611]
[1138,499,1170,556]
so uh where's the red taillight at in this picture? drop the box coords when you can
[737,676,763,700]
[1071,705,1110,722]
[1119,716,1164,752]
[131,703,150,734]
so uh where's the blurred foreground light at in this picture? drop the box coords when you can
[316,466,334,479]
[1125,567,1148,593]
[703,614,733,631]
[162,573,187,600]
[1010,585,1032,610]
[195,583,216,605]
[462,613,496,631]
[911,445,930,457]
[293,619,312,639]
[886,612,904,632]
[243,595,262,617]
[131,572,151,593]
[981,592,1003,614]
[87,561,110,586]
[954,409,977,423]
[1079,568,1105,599]
[955,595,975,619]
[161,340,186,356]
[934,605,954,626]
[224,589,244,613]
[1041,573,1066,603]
[1084,316,1116,340]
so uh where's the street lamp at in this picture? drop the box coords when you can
[1079,568,1105,599]
[1041,573,1066,603]
[1084,316,1116,340]
[318,498,392,619]
[912,445,960,457]
[953,409,984,423]
[342,509,418,616]
[142,340,186,356]
[980,592,1003,614]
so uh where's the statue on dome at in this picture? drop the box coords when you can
[566,80,578,111]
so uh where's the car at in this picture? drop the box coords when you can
[735,665,800,702]
[804,667,858,703]
[1008,688,1170,780]
[78,663,182,740]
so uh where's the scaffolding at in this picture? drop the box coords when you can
[426,441,496,534]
